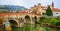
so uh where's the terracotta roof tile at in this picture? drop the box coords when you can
[53,8,60,12]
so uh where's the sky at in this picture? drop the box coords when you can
[0,0,60,9]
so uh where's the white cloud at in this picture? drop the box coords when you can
[0,0,60,9]
[0,0,29,8]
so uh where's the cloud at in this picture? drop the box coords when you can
[0,0,29,8]
[0,0,60,9]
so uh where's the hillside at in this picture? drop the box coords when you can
[0,5,27,12]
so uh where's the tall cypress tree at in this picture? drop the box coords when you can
[46,6,53,16]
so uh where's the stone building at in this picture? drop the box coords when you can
[30,2,60,16]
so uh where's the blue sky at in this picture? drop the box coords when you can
[0,0,60,9]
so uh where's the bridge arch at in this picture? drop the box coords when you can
[32,16,37,23]
[25,15,31,23]
[8,20,18,27]
[34,16,37,21]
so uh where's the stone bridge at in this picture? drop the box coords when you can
[0,12,41,27]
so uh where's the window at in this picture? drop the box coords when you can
[56,13,58,14]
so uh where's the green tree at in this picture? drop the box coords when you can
[46,6,53,16]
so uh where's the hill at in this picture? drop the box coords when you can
[0,5,27,12]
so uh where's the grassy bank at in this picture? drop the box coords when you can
[40,17,60,28]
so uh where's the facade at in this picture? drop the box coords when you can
[52,9,60,16]
[53,12,60,16]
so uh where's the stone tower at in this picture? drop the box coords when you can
[50,2,54,10]
[52,2,54,10]
[52,2,54,8]
[37,3,42,14]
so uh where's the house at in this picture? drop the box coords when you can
[52,8,60,16]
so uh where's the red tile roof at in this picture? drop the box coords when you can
[53,8,60,12]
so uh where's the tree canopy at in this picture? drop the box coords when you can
[46,6,53,16]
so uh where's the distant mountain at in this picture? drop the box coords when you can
[0,5,27,12]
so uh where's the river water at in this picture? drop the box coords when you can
[11,24,60,31]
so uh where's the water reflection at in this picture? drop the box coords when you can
[12,24,59,31]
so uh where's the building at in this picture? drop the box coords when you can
[30,2,60,16]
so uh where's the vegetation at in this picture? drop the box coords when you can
[40,17,60,29]
[42,13,46,15]
[40,17,60,25]
[46,6,53,16]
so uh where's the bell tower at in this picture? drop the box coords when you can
[52,2,54,7]
[52,2,54,9]
[50,2,54,10]
[37,3,42,14]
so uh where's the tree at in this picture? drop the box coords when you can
[46,6,53,16]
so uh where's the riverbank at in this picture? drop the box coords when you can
[36,22,57,28]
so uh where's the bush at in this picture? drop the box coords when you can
[55,22,60,29]
[40,17,60,25]
[40,17,47,22]
[42,13,46,15]
[50,18,58,24]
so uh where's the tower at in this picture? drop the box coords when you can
[50,2,54,10]
[52,2,54,10]
[38,3,41,8]
[52,2,54,7]
[37,3,42,14]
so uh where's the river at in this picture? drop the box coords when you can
[11,24,60,31]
